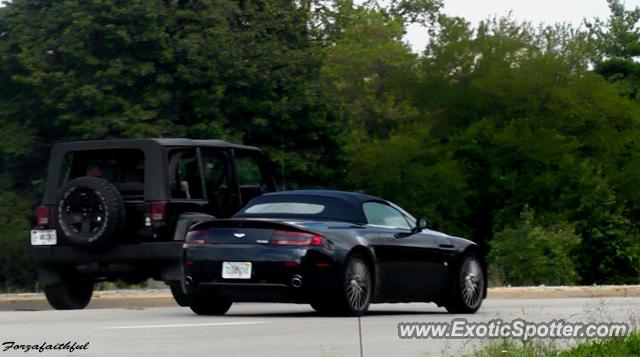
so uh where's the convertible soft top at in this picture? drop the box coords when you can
[234,190,388,224]
[51,138,260,152]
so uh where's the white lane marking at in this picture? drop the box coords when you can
[101,321,269,330]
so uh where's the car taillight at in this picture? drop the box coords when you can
[269,230,324,246]
[150,202,166,222]
[185,230,210,244]
[35,206,50,226]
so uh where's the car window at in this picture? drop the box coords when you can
[201,151,228,191]
[66,149,145,200]
[168,149,203,200]
[363,202,412,229]
[236,154,264,186]
[234,195,365,223]
[200,149,235,216]
[244,202,325,214]
[235,150,269,206]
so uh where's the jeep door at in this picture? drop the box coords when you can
[200,148,239,217]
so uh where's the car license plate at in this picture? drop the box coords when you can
[222,262,252,279]
[31,229,57,246]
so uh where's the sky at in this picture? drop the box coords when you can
[405,0,640,52]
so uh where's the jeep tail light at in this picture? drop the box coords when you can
[35,206,50,226]
[185,230,210,244]
[150,202,166,222]
[269,230,324,246]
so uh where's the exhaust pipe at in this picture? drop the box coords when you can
[184,275,194,287]
[290,275,303,288]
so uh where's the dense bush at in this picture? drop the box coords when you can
[0,179,36,292]
[488,209,581,286]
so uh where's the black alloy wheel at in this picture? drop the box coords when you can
[445,255,484,313]
[340,255,372,316]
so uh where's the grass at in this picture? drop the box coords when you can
[562,332,640,356]
[473,332,640,357]
[473,340,560,357]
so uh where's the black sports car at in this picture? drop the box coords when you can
[181,190,486,316]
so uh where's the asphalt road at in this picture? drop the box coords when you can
[1,298,639,357]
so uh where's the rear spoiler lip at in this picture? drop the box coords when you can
[189,218,323,236]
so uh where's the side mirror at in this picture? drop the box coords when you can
[395,217,430,238]
[414,217,428,232]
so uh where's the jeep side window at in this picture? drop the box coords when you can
[235,151,268,206]
[168,149,203,200]
[201,150,232,217]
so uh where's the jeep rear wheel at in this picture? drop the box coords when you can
[169,282,193,307]
[56,176,125,250]
[43,274,94,310]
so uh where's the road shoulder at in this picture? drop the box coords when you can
[1,285,639,311]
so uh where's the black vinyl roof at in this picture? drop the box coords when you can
[42,138,261,204]
[261,190,385,205]
[51,138,260,152]
[234,190,388,224]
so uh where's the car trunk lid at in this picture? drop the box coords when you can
[185,219,324,245]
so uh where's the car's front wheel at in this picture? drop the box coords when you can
[43,272,94,310]
[189,293,232,316]
[335,254,372,316]
[445,254,485,314]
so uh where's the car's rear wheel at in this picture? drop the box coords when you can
[335,254,372,316]
[43,273,94,310]
[189,293,232,316]
[445,254,484,314]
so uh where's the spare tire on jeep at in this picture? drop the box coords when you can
[56,176,125,250]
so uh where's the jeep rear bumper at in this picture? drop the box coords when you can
[33,242,183,264]
[33,242,184,284]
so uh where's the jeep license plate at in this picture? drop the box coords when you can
[222,262,252,279]
[31,229,57,246]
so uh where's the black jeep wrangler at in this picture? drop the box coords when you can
[31,138,276,309]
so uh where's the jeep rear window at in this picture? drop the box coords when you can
[64,149,145,200]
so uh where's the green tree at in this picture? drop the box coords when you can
[586,0,640,99]
[345,124,471,237]
[320,5,420,141]
[0,0,338,190]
